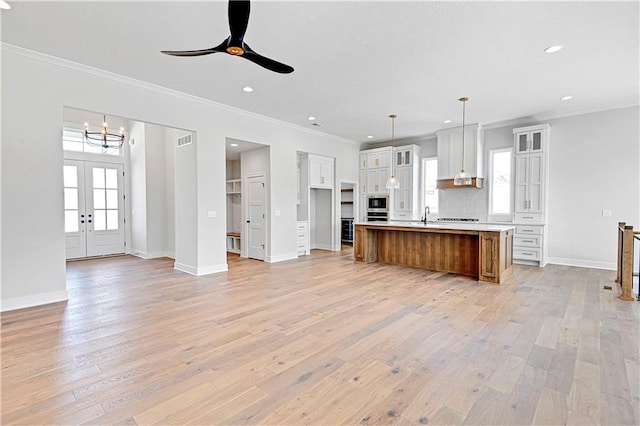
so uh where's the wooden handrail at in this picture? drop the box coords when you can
[616,222,635,301]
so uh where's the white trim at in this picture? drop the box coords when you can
[174,262,197,275]
[547,257,616,271]
[266,252,299,263]
[196,264,229,276]
[1,290,69,312]
[2,43,358,146]
[174,262,228,276]
[132,251,174,260]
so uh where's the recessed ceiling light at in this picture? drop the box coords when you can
[230,143,238,147]
[367,135,374,139]
[560,95,573,101]
[443,120,452,124]
[544,45,563,54]
[0,1,11,10]
[307,116,316,121]
[242,86,253,92]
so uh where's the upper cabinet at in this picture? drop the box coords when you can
[515,127,546,154]
[359,147,392,194]
[436,123,483,180]
[308,154,334,189]
[392,145,421,220]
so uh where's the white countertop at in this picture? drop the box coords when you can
[356,221,516,232]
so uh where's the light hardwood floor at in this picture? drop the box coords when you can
[1,248,638,425]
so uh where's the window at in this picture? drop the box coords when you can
[63,129,121,156]
[422,157,438,213]
[489,148,512,217]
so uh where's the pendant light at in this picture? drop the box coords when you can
[385,114,400,189]
[453,97,472,186]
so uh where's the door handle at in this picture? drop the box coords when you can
[88,220,92,223]
[246,220,250,223]
[81,220,85,223]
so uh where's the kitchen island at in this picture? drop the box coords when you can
[354,222,515,284]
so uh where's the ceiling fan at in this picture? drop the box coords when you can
[161,0,294,74]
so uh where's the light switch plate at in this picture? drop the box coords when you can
[208,211,216,218]
[602,209,612,217]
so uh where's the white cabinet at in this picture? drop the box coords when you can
[359,147,392,195]
[391,145,421,220]
[296,221,309,256]
[513,124,550,266]
[513,224,547,266]
[366,168,389,194]
[366,151,390,169]
[309,154,334,189]
[513,124,549,223]
[515,127,546,154]
[436,124,483,179]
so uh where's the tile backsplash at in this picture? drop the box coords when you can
[438,187,488,220]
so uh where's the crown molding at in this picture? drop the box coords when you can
[2,43,359,146]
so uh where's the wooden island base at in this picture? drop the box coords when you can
[354,223,514,284]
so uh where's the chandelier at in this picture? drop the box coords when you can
[84,115,125,149]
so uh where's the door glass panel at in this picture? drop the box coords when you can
[532,132,542,150]
[107,210,119,230]
[65,211,78,232]
[94,210,106,231]
[106,189,118,209]
[64,188,78,210]
[396,152,402,166]
[105,169,118,189]
[94,189,106,209]
[63,165,77,187]
[518,134,528,152]
[93,168,105,188]
[404,151,410,165]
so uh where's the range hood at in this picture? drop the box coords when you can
[436,177,484,189]
[435,123,484,190]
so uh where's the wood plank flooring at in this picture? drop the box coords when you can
[1,248,638,425]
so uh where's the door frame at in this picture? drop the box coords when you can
[63,150,129,258]
[337,179,358,250]
[243,173,267,260]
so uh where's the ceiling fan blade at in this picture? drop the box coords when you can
[161,40,228,57]
[228,0,250,43]
[242,43,294,74]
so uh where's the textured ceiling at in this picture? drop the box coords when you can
[2,1,639,143]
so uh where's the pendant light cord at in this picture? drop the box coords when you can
[460,98,466,171]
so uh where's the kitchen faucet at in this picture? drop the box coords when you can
[422,205,430,225]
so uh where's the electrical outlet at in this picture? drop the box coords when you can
[207,211,216,218]
[275,210,281,216]
[602,209,612,217]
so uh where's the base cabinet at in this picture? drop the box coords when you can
[296,221,309,256]
[513,224,547,266]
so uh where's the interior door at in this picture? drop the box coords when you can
[64,161,125,259]
[246,175,265,260]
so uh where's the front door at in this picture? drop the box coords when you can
[246,175,265,260]
[64,160,125,259]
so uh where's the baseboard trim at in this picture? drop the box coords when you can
[133,250,174,260]
[1,290,69,312]
[547,257,616,271]
[174,262,228,276]
[266,252,299,263]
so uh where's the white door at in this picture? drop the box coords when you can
[246,175,266,260]
[64,160,125,259]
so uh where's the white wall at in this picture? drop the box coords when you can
[1,45,359,310]
[546,107,639,268]
[129,121,147,254]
